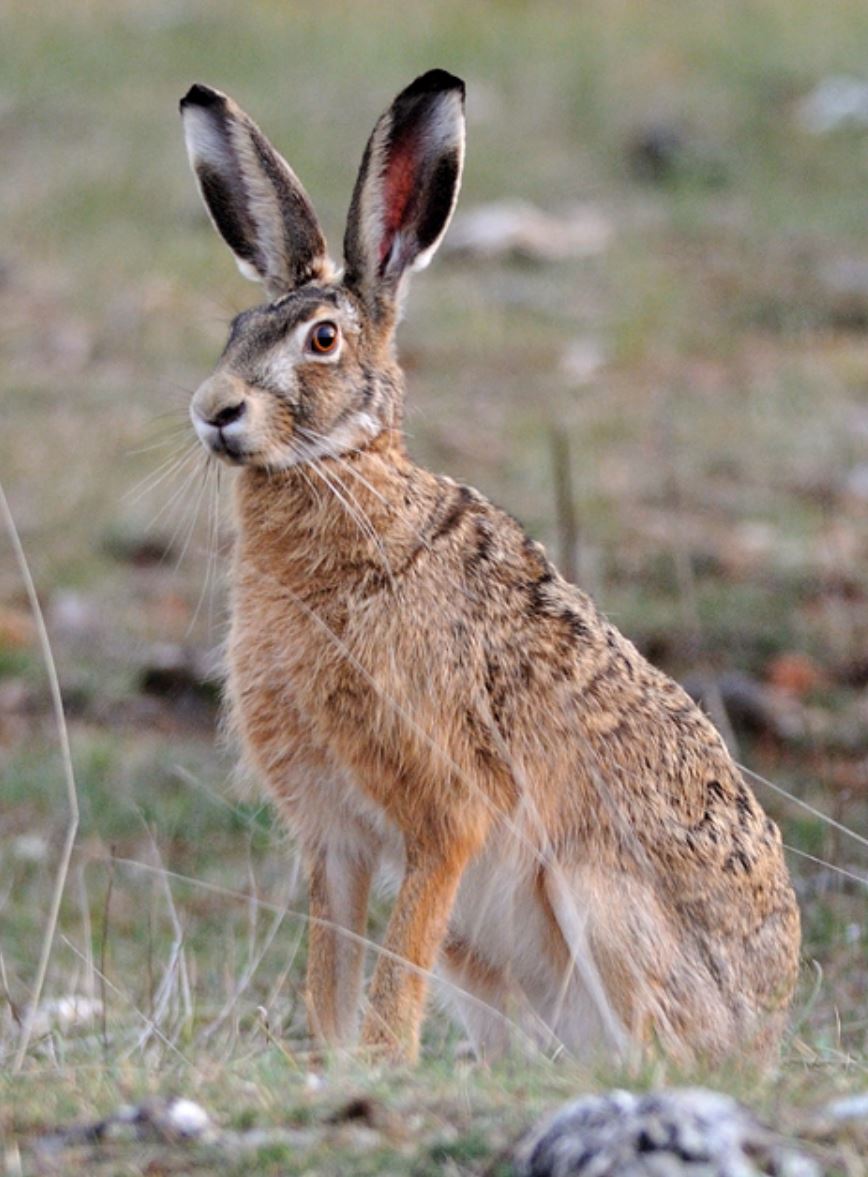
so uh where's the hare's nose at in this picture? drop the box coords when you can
[209,401,246,429]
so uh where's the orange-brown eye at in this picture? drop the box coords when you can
[308,320,339,355]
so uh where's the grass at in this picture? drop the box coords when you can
[2,0,867,1172]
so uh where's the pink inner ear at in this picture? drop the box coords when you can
[380,132,420,267]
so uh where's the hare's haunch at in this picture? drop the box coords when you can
[179,71,800,1064]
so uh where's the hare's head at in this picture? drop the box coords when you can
[181,71,464,469]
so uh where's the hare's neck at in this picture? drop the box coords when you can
[232,431,438,591]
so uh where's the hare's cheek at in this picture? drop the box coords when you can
[296,366,354,436]
[251,394,292,446]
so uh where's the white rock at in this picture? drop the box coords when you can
[510,1088,819,1176]
[845,463,868,501]
[48,590,101,637]
[560,338,606,386]
[164,1098,212,1138]
[12,833,49,863]
[31,995,103,1036]
[824,1092,868,1120]
[797,75,868,133]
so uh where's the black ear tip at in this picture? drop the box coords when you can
[180,83,224,113]
[402,69,465,103]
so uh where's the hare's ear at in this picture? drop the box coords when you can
[343,70,465,314]
[180,84,330,297]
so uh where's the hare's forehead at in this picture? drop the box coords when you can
[223,286,359,355]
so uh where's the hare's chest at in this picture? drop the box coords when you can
[226,579,340,759]
[225,578,402,840]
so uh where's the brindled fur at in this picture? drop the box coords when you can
[179,70,800,1065]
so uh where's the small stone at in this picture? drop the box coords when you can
[844,462,868,502]
[824,1092,868,1121]
[764,653,825,697]
[507,1088,819,1176]
[0,605,34,648]
[797,75,868,133]
[138,642,219,703]
[49,591,101,637]
[11,833,49,863]
[561,338,606,386]
[30,995,103,1036]
[162,1097,213,1139]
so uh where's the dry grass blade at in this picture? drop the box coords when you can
[741,763,868,853]
[0,482,80,1073]
[783,844,868,890]
[107,854,546,1058]
[549,425,579,584]
[59,935,196,1070]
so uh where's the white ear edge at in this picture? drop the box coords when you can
[183,103,264,286]
[181,86,331,295]
[182,104,232,172]
[235,257,261,283]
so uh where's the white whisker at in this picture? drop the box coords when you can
[187,462,223,636]
[127,426,192,457]
[306,460,397,591]
[123,442,199,505]
[143,448,205,536]
[173,458,212,574]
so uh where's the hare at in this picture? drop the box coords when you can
[179,70,800,1066]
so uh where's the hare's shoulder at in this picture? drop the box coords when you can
[421,487,782,845]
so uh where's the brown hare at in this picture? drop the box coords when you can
[179,70,800,1065]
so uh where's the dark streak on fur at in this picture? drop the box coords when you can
[463,517,494,575]
[560,609,591,642]
[724,849,753,875]
[735,784,755,827]
[707,779,726,803]
[483,652,508,732]
[359,365,377,409]
[430,484,475,544]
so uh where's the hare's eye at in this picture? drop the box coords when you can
[307,321,340,356]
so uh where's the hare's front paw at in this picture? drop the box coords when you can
[359,1014,419,1065]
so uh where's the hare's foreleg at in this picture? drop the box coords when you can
[305,846,373,1047]
[361,842,476,1062]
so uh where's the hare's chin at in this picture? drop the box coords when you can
[203,440,249,466]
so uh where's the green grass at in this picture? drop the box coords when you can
[2,0,867,1172]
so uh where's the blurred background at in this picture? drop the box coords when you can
[1,0,866,1115]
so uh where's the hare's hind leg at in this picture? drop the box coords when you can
[535,866,634,1060]
[539,865,706,1064]
[438,936,513,1060]
[305,844,374,1047]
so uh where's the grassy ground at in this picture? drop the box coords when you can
[1,1,867,1172]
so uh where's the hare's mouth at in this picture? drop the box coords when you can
[210,432,248,464]
[191,412,250,465]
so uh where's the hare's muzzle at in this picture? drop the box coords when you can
[191,373,249,462]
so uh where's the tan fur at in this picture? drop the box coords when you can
[180,72,800,1066]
